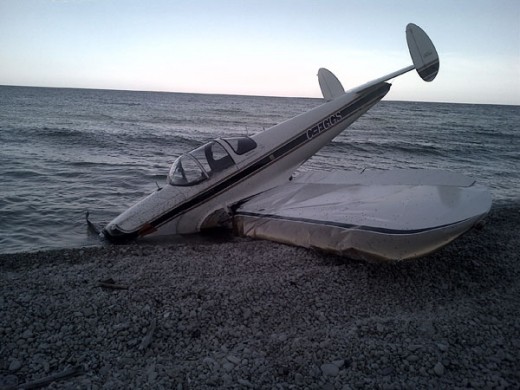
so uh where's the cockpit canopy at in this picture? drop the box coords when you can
[221,137,257,155]
[168,137,257,186]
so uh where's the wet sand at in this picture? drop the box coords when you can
[1,205,519,389]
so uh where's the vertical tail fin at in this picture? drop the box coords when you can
[318,68,345,101]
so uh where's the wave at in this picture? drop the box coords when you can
[0,88,518,254]
[328,139,448,158]
[103,102,141,107]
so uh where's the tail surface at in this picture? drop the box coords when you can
[318,23,439,98]
[318,68,345,101]
[406,23,439,82]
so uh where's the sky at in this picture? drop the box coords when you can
[1,0,519,105]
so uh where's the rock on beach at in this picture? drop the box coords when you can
[0,205,519,388]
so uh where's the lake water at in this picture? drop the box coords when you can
[1,86,518,254]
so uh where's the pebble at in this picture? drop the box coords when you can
[436,342,449,352]
[221,373,232,385]
[8,359,22,372]
[434,362,445,376]
[237,378,254,388]
[0,207,518,389]
[408,344,422,352]
[0,375,18,387]
[321,363,339,376]
[222,362,235,372]
[203,357,219,370]
[226,355,241,365]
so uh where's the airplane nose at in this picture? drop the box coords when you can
[102,224,138,243]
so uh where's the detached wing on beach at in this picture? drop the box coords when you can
[233,169,492,262]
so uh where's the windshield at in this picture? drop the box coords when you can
[168,155,206,186]
[168,141,235,186]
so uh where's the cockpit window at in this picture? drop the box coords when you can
[191,141,234,174]
[222,137,257,155]
[168,141,235,186]
[168,155,207,186]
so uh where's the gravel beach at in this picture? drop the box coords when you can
[1,205,519,389]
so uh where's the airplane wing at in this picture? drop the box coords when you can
[233,169,491,262]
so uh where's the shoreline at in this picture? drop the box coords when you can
[1,205,519,388]
[1,200,518,260]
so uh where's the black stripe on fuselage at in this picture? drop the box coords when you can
[235,211,470,235]
[150,83,391,231]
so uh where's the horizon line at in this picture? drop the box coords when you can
[1,83,519,107]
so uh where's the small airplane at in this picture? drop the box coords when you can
[92,24,491,261]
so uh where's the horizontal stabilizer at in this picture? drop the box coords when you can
[406,23,439,81]
[318,68,345,101]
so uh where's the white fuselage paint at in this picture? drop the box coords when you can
[104,83,390,240]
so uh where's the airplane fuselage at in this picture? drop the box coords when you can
[103,83,391,242]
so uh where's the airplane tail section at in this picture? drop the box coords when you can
[317,24,438,97]
[406,23,439,82]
